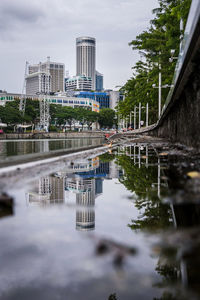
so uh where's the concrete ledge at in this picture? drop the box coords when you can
[109,124,157,140]
[0,131,105,140]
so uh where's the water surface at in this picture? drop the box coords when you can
[0,138,104,162]
[0,144,200,299]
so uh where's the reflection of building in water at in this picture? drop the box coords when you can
[39,177,51,195]
[108,160,120,179]
[76,209,95,231]
[65,176,96,231]
[38,140,49,153]
[66,177,95,205]
[26,157,120,230]
[56,157,99,177]
[95,178,103,194]
[50,177,65,203]
[27,176,64,204]
[0,141,7,158]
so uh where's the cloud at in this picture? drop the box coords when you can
[0,0,45,40]
[0,0,158,92]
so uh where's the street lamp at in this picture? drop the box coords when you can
[152,83,174,118]
[169,49,178,62]
[115,85,124,130]
[134,103,149,129]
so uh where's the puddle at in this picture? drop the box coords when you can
[0,144,200,299]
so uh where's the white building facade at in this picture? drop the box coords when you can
[65,75,92,92]
[26,57,65,94]
[0,91,99,112]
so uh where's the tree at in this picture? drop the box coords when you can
[75,107,88,130]
[23,99,39,124]
[85,110,99,130]
[0,101,23,126]
[54,106,77,130]
[98,108,115,128]
[118,0,192,124]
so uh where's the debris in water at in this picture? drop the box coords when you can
[187,171,200,178]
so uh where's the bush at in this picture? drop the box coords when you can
[49,125,59,132]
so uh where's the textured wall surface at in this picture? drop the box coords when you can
[149,52,200,149]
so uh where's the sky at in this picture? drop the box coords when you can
[0,0,158,93]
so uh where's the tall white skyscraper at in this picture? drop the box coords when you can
[76,37,96,90]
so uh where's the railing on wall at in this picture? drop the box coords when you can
[161,0,200,117]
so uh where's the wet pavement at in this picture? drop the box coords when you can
[0,141,200,299]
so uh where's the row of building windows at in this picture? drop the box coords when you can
[48,99,94,105]
[0,95,99,111]
[0,96,14,100]
[75,92,110,108]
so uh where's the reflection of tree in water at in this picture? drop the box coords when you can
[117,154,182,299]
[99,152,115,163]
[116,155,173,231]
[153,260,182,300]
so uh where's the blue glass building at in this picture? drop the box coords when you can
[75,91,110,108]
[95,71,103,91]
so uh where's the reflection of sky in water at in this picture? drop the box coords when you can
[0,145,199,299]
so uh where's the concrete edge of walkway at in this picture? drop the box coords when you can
[0,143,119,178]
[108,123,157,140]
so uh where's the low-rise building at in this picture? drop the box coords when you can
[65,75,92,92]
[0,91,99,112]
[75,91,110,109]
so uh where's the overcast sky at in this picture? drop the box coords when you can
[0,0,158,93]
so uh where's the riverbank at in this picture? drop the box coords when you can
[0,131,105,140]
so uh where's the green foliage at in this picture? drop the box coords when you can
[24,99,40,123]
[99,152,115,162]
[0,99,100,131]
[98,108,116,128]
[116,154,173,231]
[117,0,192,123]
[49,125,59,132]
[0,101,22,125]
[0,99,40,127]
[51,106,99,130]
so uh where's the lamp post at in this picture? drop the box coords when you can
[134,106,136,130]
[115,85,124,131]
[158,65,162,118]
[139,102,141,129]
[133,103,149,129]
[146,102,149,127]
[152,83,173,118]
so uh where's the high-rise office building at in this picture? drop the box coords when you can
[95,71,103,91]
[26,57,65,94]
[76,37,96,90]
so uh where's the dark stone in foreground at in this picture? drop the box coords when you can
[0,193,13,218]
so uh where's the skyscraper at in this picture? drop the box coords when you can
[76,37,96,90]
[26,57,65,94]
[95,71,103,91]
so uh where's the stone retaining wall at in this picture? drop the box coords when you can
[0,131,105,140]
